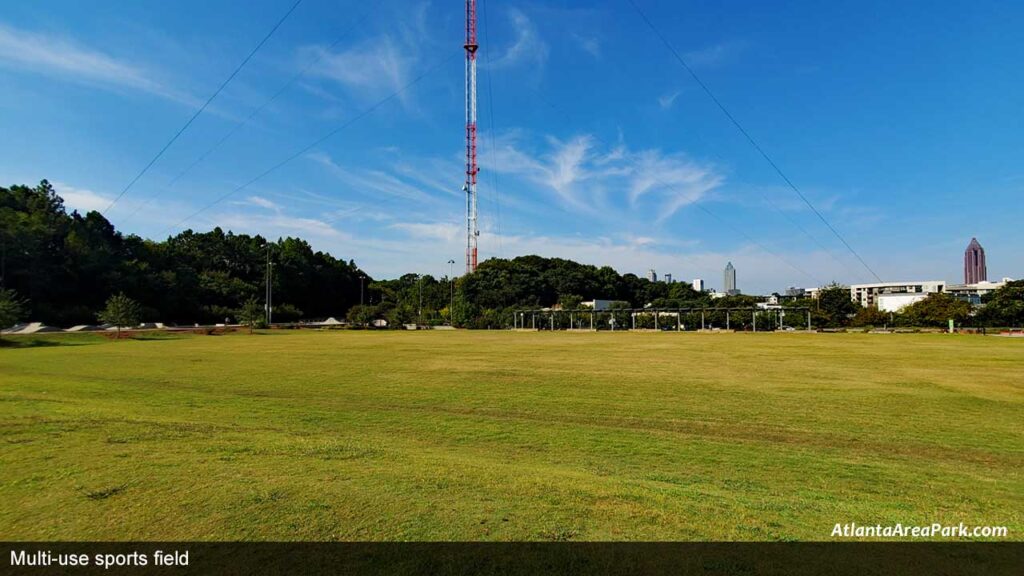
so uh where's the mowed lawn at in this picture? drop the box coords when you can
[0,330,1021,541]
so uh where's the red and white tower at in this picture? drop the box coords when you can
[463,0,479,273]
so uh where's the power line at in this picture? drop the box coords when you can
[626,0,882,283]
[162,50,461,236]
[122,6,374,224]
[480,0,504,258]
[658,97,858,278]
[102,0,305,215]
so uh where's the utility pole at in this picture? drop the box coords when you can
[360,275,366,306]
[447,259,455,325]
[417,274,423,325]
[463,0,479,274]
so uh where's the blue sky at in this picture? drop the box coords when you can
[1,0,1021,293]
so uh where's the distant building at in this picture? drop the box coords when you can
[964,238,987,284]
[647,269,657,282]
[692,278,705,292]
[850,281,946,308]
[784,287,806,298]
[723,262,739,296]
[664,273,673,284]
[581,299,615,311]
[876,292,930,312]
[948,278,1013,305]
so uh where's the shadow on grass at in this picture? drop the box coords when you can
[79,484,128,501]
[0,336,96,349]
[1,331,190,348]
[129,333,188,341]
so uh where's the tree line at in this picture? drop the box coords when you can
[1,180,366,327]
[2,180,1021,331]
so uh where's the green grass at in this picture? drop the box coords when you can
[1,330,1021,541]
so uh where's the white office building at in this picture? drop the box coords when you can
[876,292,929,312]
[693,278,705,292]
[947,278,1013,305]
[850,281,946,309]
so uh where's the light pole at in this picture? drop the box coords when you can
[359,275,366,307]
[265,243,273,325]
[416,274,423,325]
[447,259,455,325]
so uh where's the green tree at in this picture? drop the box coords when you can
[976,280,1024,328]
[346,304,377,327]
[816,283,859,327]
[1,181,371,326]
[898,293,972,328]
[236,297,264,334]
[0,289,27,343]
[558,294,584,310]
[850,306,890,328]
[98,293,141,340]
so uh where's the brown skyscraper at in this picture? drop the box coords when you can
[964,238,987,284]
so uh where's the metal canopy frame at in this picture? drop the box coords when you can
[510,307,813,332]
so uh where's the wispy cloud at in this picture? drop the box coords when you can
[301,2,435,109]
[684,41,745,69]
[626,151,724,221]
[352,221,839,292]
[245,195,281,212]
[0,23,195,106]
[546,136,593,211]
[390,221,461,242]
[572,33,601,59]
[488,132,723,220]
[658,90,682,110]
[491,8,549,70]
[307,151,444,206]
[52,181,112,213]
[307,36,415,105]
[393,159,463,199]
[214,212,350,243]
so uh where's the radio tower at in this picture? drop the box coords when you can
[463,0,479,274]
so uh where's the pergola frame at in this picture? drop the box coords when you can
[510,307,813,332]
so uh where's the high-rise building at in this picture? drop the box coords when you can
[647,269,657,282]
[964,238,987,284]
[664,273,673,284]
[724,262,738,295]
[693,278,705,292]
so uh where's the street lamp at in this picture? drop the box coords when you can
[265,243,273,325]
[447,259,455,326]
[359,274,366,307]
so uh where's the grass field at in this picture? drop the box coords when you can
[1,330,1021,541]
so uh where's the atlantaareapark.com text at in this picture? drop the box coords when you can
[832,522,1008,539]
